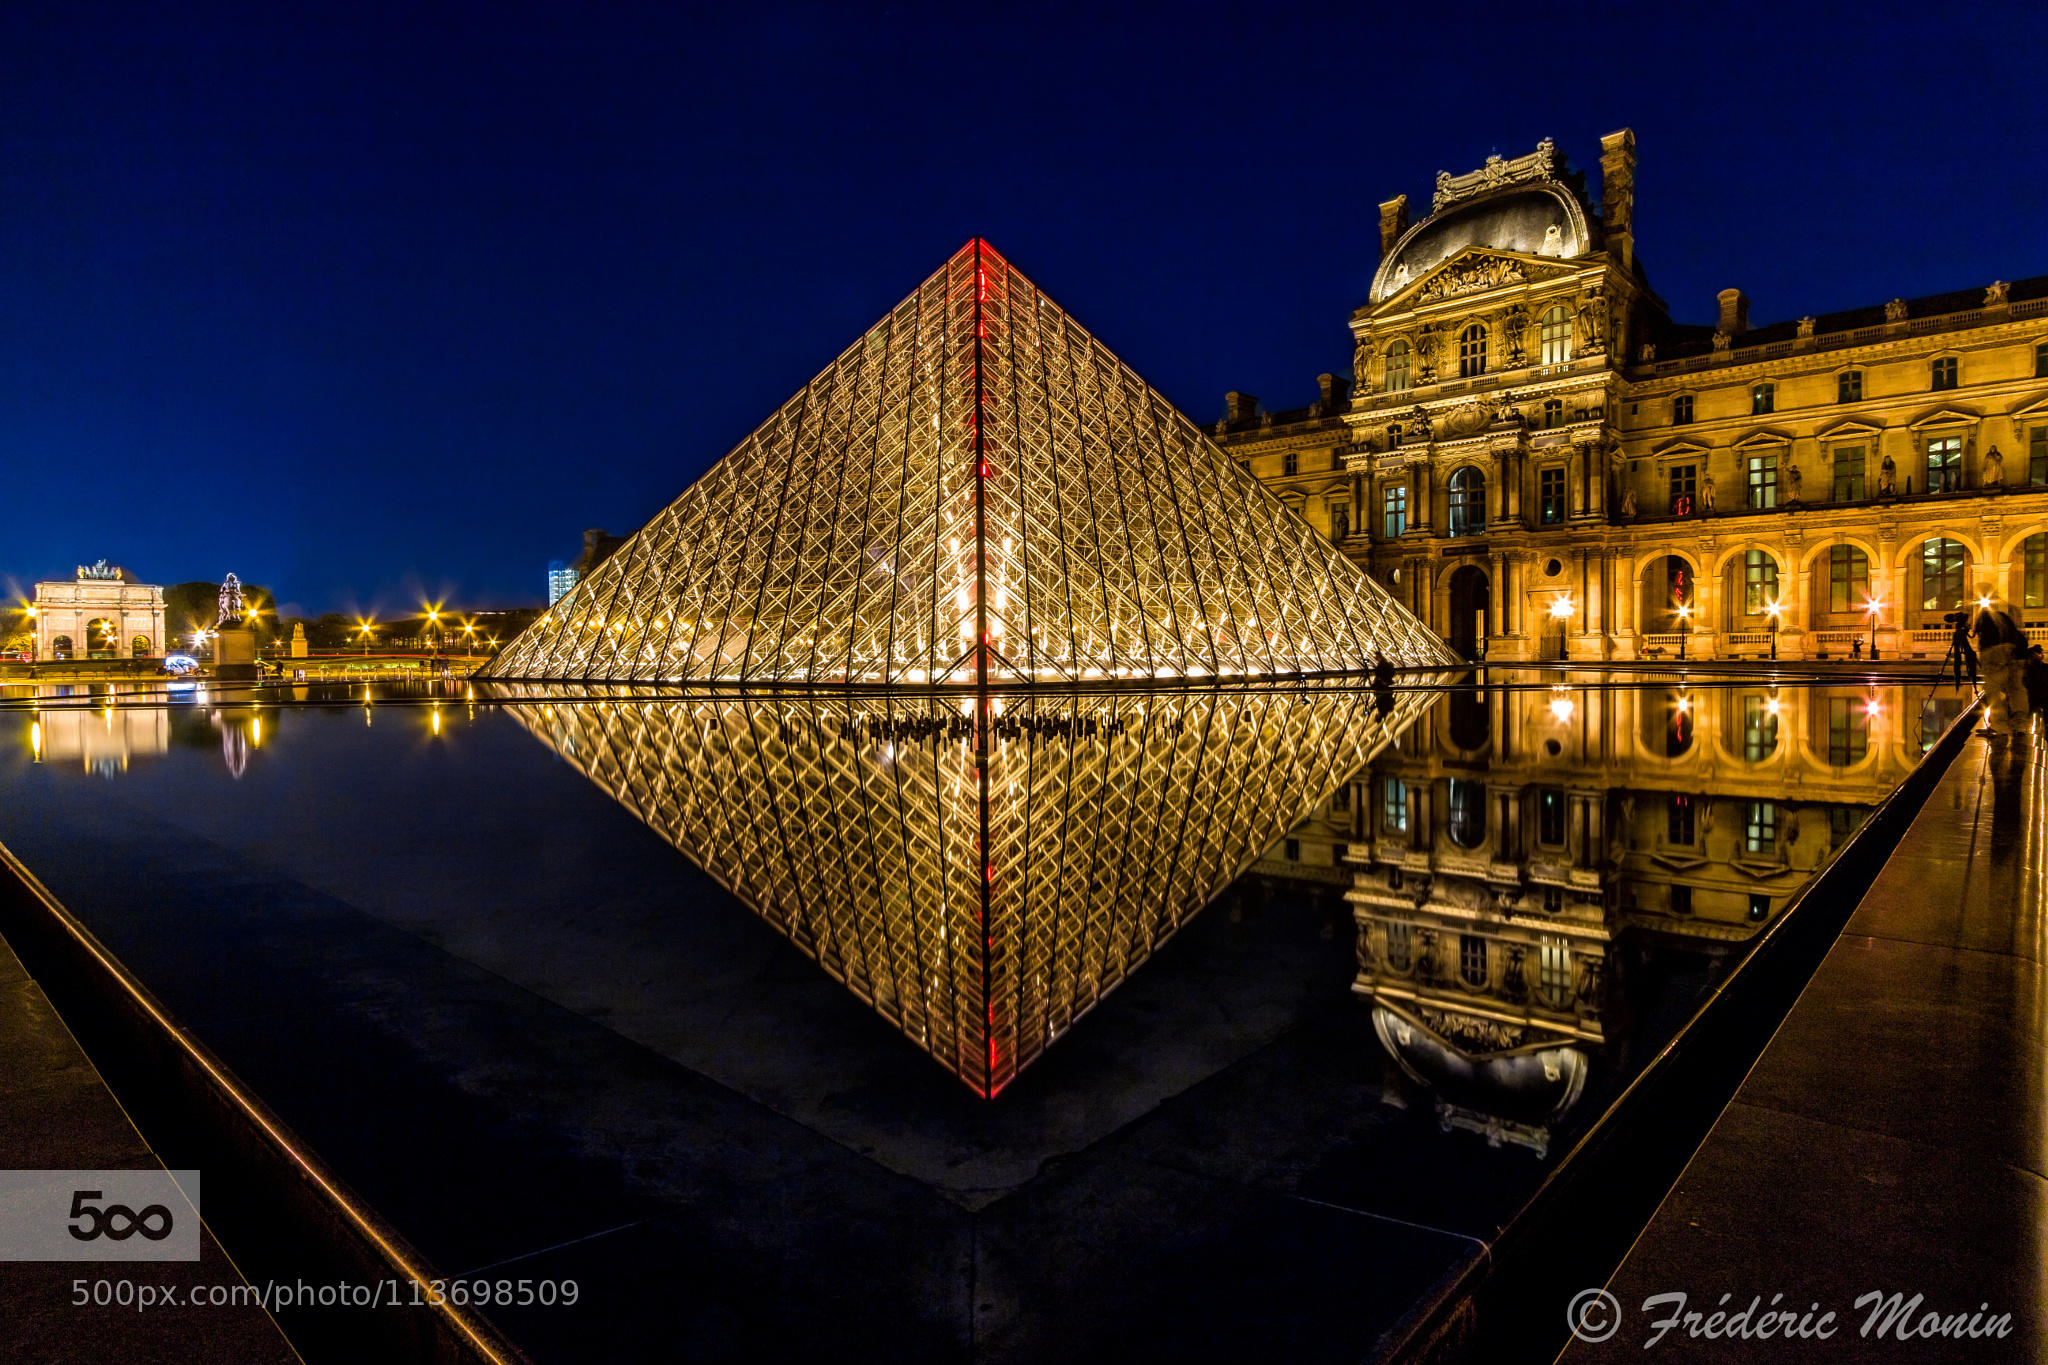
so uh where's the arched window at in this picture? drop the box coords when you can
[1920,538,1968,611]
[1446,779,1487,849]
[51,635,74,657]
[1539,306,1571,365]
[1384,340,1411,393]
[131,635,151,657]
[1458,324,1488,378]
[1447,467,1487,536]
[1743,549,1779,615]
[2023,533,2047,609]
[1740,694,1779,761]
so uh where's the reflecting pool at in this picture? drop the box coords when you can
[0,671,1971,1362]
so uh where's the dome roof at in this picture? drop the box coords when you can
[1371,184,1591,303]
[1372,1004,1589,1126]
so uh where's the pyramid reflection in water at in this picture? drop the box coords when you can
[485,239,1453,685]
[499,685,1437,1094]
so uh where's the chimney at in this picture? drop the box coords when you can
[1316,373,1349,410]
[1225,391,1259,423]
[1716,289,1750,336]
[1599,129,1636,270]
[1378,195,1410,259]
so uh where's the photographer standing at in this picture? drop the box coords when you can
[1946,610,1979,689]
[1974,601,2028,735]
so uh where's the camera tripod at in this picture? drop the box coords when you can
[1938,637,1978,691]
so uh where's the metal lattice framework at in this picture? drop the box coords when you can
[498,685,1437,1094]
[485,239,1453,686]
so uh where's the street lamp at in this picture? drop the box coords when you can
[1766,601,1783,660]
[1548,593,1574,663]
[1865,598,1883,661]
[1674,602,1692,660]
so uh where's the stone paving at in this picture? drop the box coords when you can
[0,933,299,1364]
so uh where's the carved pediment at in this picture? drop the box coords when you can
[1733,426,1795,449]
[1387,249,1573,308]
[1907,406,1981,430]
[1815,417,1886,442]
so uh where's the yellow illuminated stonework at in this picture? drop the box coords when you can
[1220,129,2048,662]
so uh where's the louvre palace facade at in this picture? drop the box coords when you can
[1217,129,2048,661]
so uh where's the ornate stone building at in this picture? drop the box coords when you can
[1266,672,1958,1152]
[1217,129,2048,661]
[33,562,166,661]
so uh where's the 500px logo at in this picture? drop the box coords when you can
[1566,1288,2017,1348]
[66,1190,174,1243]
[0,1171,201,1262]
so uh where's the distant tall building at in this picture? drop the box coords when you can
[547,560,579,606]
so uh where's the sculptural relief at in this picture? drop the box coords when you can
[1885,298,1908,322]
[1985,445,2005,486]
[1878,452,1898,495]
[1986,280,2010,306]
[1415,254,1527,303]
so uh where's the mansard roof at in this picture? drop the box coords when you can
[1653,274,2048,361]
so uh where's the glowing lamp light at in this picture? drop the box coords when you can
[1549,594,1575,620]
[1976,595,1994,612]
[1547,686,1576,724]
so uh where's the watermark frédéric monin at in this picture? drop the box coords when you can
[1567,1287,2016,1349]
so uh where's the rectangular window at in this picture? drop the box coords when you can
[1538,788,1567,846]
[1927,435,1962,493]
[1828,544,1869,613]
[1238,459,1252,476]
[1752,382,1775,416]
[1744,801,1778,855]
[1828,806,1861,843]
[1383,484,1407,538]
[1831,445,1866,501]
[1747,452,1779,509]
[1669,464,1697,516]
[1743,549,1779,614]
[1460,934,1489,986]
[1741,695,1777,762]
[1672,394,1693,425]
[1671,883,1693,916]
[1543,397,1564,429]
[1283,838,1300,862]
[1932,356,1958,391]
[1539,467,1567,525]
[1383,778,1408,833]
[2030,427,2047,485]
[1827,697,1869,765]
[1538,941,1571,1006]
[1282,450,1299,477]
[1667,795,1695,846]
[1330,785,1351,815]
[1837,370,1862,403]
[2026,535,2046,609]
[1922,539,1967,611]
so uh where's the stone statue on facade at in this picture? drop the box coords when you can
[1353,338,1372,389]
[1985,445,2005,486]
[1712,331,1732,353]
[1878,452,1898,495]
[1619,486,1637,519]
[1796,316,1816,338]
[1885,298,1908,322]
[1786,463,1803,501]
[1639,342,1656,362]
[1701,476,1717,513]
[1986,280,2011,306]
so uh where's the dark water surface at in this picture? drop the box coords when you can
[0,672,1965,1362]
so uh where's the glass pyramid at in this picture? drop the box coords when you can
[496,685,1437,1094]
[484,239,1453,685]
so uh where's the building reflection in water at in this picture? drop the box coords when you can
[1259,670,1969,1156]
[497,683,1440,1096]
[14,684,273,780]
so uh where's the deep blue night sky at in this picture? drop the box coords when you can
[5,2,2045,613]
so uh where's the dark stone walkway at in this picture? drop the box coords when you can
[0,932,300,1364]
[1563,730,2048,1362]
